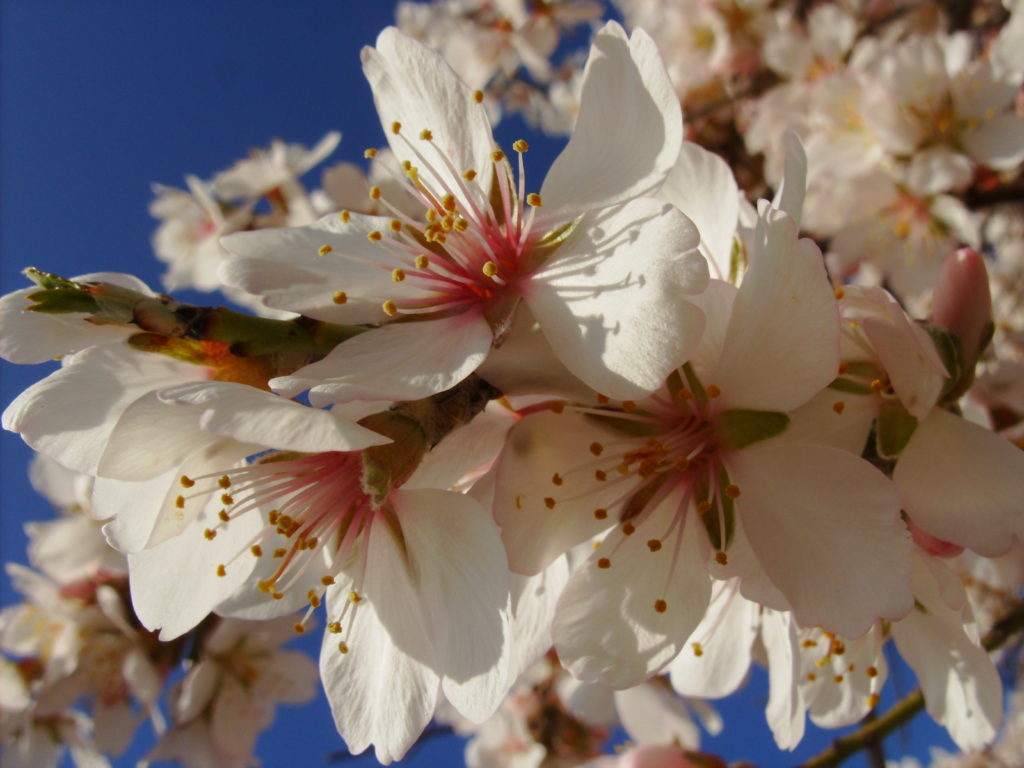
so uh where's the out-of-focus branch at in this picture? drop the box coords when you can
[796,599,1024,768]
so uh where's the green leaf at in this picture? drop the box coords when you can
[715,409,790,450]
[875,399,918,459]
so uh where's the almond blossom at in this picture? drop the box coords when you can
[221,22,708,405]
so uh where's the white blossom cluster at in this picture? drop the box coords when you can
[2,1,1023,767]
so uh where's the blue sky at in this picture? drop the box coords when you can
[0,2,958,766]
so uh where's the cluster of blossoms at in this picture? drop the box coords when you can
[2,2,1023,767]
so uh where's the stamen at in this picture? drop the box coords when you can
[318,244,333,256]
[364,148,378,158]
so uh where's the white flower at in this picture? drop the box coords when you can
[222,23,708,405]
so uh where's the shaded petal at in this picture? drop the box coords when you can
[160,381,391,452]
[507,557,570,684]
[271,312,493,405]
[393,488,510,722]
[964,112,1024,171]
[541,23,682,217]
[553,492,712,688]
[729,444,913,637]
[657,142,740,280]
[493,410,627,575]
[715,210,839,412]
[669,581,759,699]
[895,408,1024,556]
[762,610,806,750]
[525,199,707,400]
[321,530,440,764]
[615,683,700,747]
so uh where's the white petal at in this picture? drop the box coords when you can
[493,409,626,575]
[541,23,682,217]
[762,610,806,750]
[321,533,440,764]
[393,488,511,722]
[507,557,571,684]
[159,381,391,452]
[714,210,839,412]
[127,502,262,640]
[3,343,206,475]
[669,581,759,699]
[362,28,495,207]
[771,132,808,227]
[964,112,1024,170]
[615,683,700,747]
[895,408,1024,556]
[554,493,712,689]
[272,312,493,405]
[525,199,707,400]
[728,444,913,637]
[657,142,740,280]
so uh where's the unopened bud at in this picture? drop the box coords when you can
[931,248,993,369]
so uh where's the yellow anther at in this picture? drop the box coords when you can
[834,286,845,299]
[392,268,406,282]
[419,129,433,140]
[220,493,233,505]
[597,557,611,569]
[807,672,817,681]
[594,508,608,520]
[866,666,878,677]
[402,159,412,171]
[870,379,885,394]
[272,592,284,600]
[893,220,910,238]
[867,693,880,707]
[621,400,637,411]
[707,385,722,398]
[526,193,542,207]
[294,623,306,634]
[389,219,402,233]
[382,300,398,316]
[251,545,263,557]
[725,484,741,499]
[175,495,185,509]
[453,217,469,232]
[513,139,529,153]
[589,442,604,456]
[491,150,506,163]
[838,361,849,374]
[596,394,610,404]
[482,261,498,277]
[258,580,273,593]
[544,497,556,510]
[367,230,383,242]
[415,254,430,270]
[678,388,694,400]
[273,548,287,558]
[364,148,378,158]
[218,509,230,522]
[595,470,607,482]
[622,523,636,536]
[319,244,334,257]
[216,564,227,577]
[692,642,704,657]
[617,463,630,475]
[179,475,195,488]
[697,501,712,514]
[833,674,844,683]
[332,291,348,305]
[515,495,523,510]
[339,210,351,223]
[204,528,217,540]
[462,168,477,181]
[803,640,818,648]
[441,194,457,212]
[715,551,728,565]
[338,641,350,654]
[646,539,662,552]
[551,473,564,486]
[391,121,402,134]
[654,599,668,613]
[321,575,335,586]
[348,591,362,603]
[218,475,231,489]
[307,590,321,608]
[549,401,565,414]
[328,621,342,633]
[833,401,845,414]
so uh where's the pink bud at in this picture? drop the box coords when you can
[931,248,992,366]
[908,518,964,559]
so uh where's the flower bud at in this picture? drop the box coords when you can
[931,248,993,369]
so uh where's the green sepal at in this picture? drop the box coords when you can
[358,412,429,507]
[715,409,789,451]
[621,473,670,523]
[875,399,918,459]
[583,410,661,439]
[695,469,735,551]
[921,321,969,404]
[25,288,100,315]
[828,377,875,395]
[682,362,709,407]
